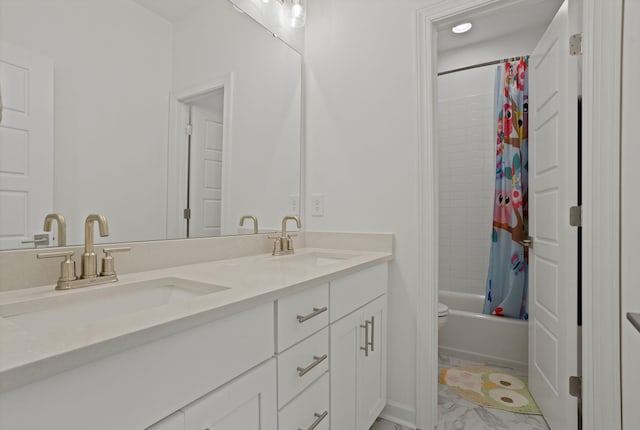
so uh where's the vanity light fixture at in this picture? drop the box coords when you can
[289,0,306,28]
[452,22,473,34]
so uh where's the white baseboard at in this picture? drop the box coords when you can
[380,401,416,429]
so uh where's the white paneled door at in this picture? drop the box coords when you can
[189,96,224,238]
[0,41,54,250]
[528,1,579,429]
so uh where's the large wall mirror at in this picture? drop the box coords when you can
[0,0,302,250]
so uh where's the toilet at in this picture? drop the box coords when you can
[438,302,449,330]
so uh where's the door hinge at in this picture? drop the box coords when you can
[185,124,193,136]
[183,208,191,220]
[569,375,582,399]
[570,206,582,227]
[570,33,583,55]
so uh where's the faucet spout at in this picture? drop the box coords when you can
[82,214,109,279]
[239,215,259,234]
[281,215,301,238]
[43,213,67,247]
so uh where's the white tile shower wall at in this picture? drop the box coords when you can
[438,93,495,295]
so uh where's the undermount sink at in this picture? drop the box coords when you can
[275,252,358,267]
[0,277,229,335]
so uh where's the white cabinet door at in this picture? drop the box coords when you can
[183,359,277,430]
[330,295,387,430]
[357,295,387,430]
[330,309,362,430]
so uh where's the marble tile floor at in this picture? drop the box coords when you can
[370,352,550,430]
[437,352,550,430]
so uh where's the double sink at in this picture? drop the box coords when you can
[0,252,356,336]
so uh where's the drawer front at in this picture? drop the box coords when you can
[277,283,329,352]
[277,328,329,408]
[330,263,387,322]
[279,373,330,430]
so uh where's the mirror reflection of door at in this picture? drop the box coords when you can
[0,41,54,250]
[184,90,225,239]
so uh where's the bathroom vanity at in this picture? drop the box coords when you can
[0,239,391,430]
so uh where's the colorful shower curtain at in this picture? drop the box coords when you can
[483,58,529,320]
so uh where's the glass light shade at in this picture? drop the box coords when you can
[290,0,305,27]
[452,22,473,34]
[292,3,303,17]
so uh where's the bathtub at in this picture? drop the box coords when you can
[438,290,528,369]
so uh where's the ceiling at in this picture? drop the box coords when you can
[437,0,564,52]
[131,0,210,22]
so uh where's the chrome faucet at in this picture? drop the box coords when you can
[239,215,259,234]
[82,214,109,279]
[37,213,130,290]
[270,215,301,256]
[43,213,67,247]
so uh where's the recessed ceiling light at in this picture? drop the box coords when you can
[452,22,473,34]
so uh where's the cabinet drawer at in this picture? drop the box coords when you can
[277,328,329,408]
[276,283,329,352]
[279,373,330,430]
[330,263,387,322]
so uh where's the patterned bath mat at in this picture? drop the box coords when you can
[439,366,542,415]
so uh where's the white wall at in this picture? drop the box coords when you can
[438,26,545,73]
[1,0,173,244]
[304,0,422,422]
[304,0,553,423]
[172,0,301,235]
[437,30,543,295]
[621,0,640,425]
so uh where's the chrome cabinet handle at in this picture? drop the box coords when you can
[369,316,375,352]
[297,306,328,323]
[299,411,328,430]
[297,354,328,377]
[360,320,370,357]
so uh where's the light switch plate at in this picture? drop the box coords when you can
[311,194,324,217]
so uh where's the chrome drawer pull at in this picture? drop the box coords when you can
[360,320,370,357]
[369,316,375,352]
[299,411,328,430]
[297,306,328,323]
[296,354,328,377]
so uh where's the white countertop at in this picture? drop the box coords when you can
[0,247,391,393]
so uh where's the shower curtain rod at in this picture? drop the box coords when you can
[437,55,529,76]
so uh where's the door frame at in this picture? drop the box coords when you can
[166,74,234,239]
[414,0,622,429]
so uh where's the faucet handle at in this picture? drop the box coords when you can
[37,251,77,283]
[101,247,131,277]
